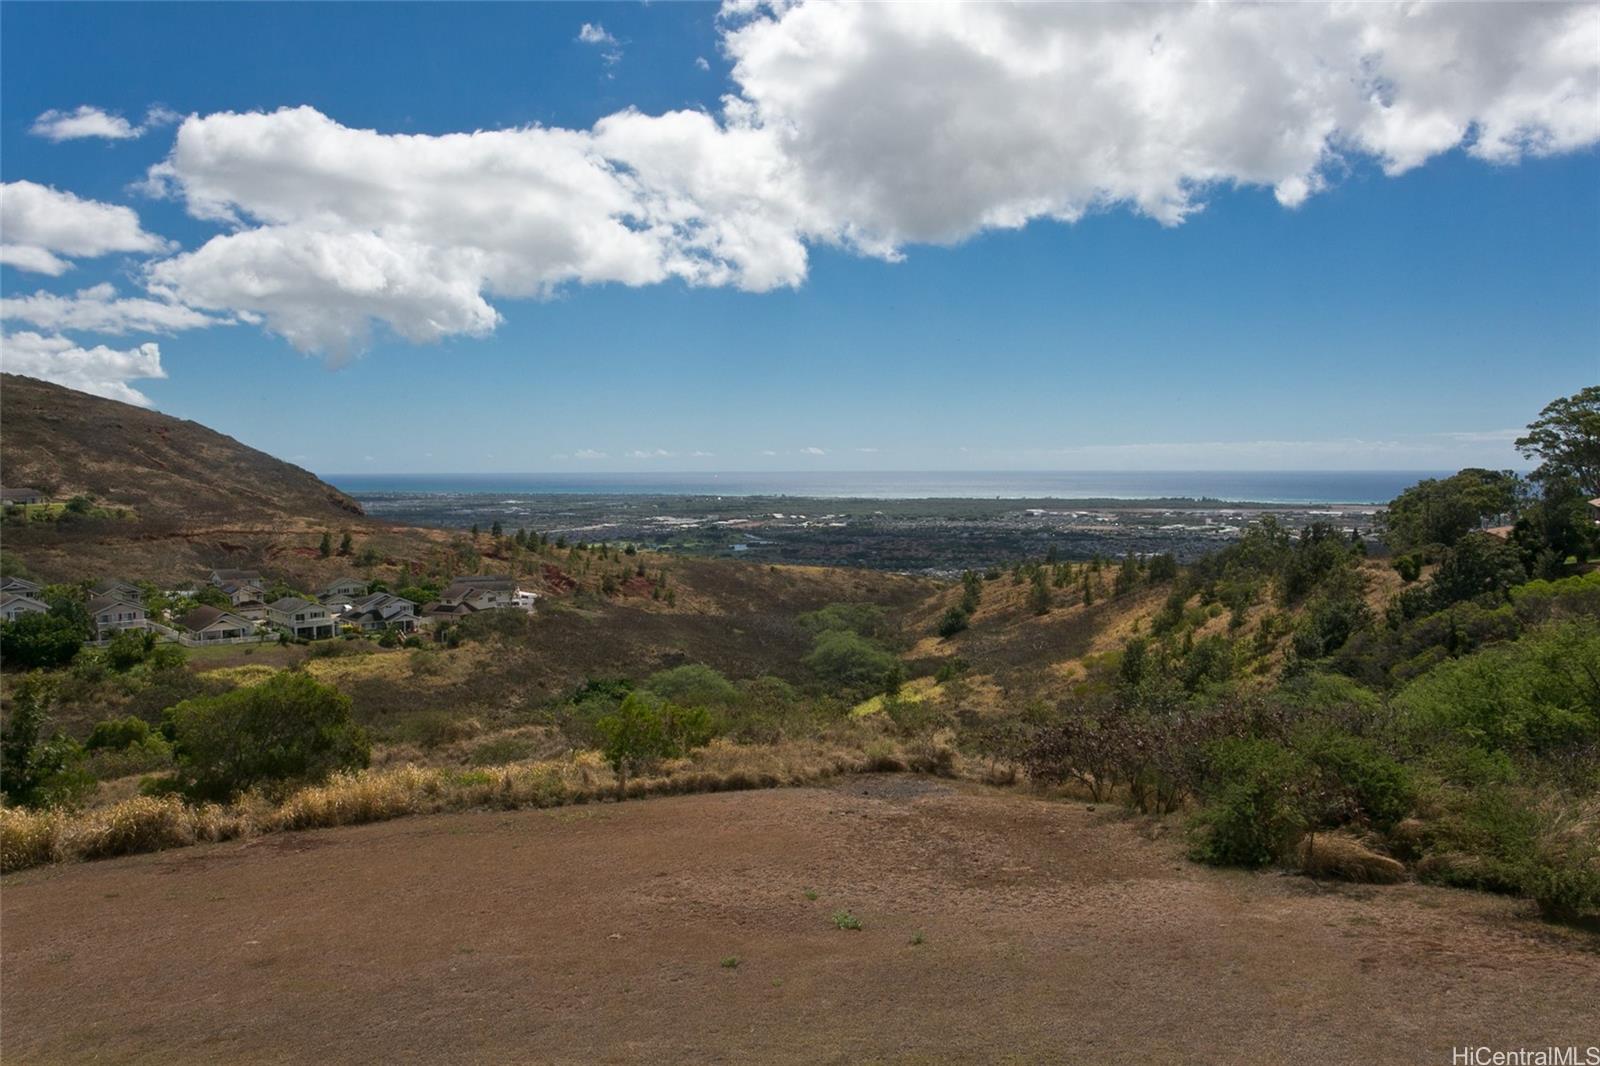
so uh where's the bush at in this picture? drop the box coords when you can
[1393,621,1600,757]
[1189,738,1309,868]
[936,606,969,638]
[0,612,86,671]
[803,628,903,699]
[644,663,740,707]
[596,691,715,796]
[797,602,890,640]
[1294,727,1414,831]
[164,672,371,801]
[85,715,154,752]
[0,676,93,809]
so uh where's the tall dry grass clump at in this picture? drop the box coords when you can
[1,806,65,872]
[0,735,953,875]
[56,796,197,862]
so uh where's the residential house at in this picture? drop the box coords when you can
[267,597,338,640]
[1,576,43,597]
[178,605,255,643]
[209,568,262,588]
[0,592,49,622]
[513,588,540,612]
[219,579,269,621]
[92,579,145,603]
[441,575,515,610]
[1,487,47,506]
[88,593,149,640]
[319,577,369,604]
[342,592,419,633]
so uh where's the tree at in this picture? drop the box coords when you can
[319,531,333,558]
[937,606,970,638]
[803,628,902,698]
[338,531,354,556]
[1029,567,1052,614]
[1381,469,1519,553]
[0,675,92,808]
[491,520,503,538]
[597,691,713,798]
[164,672,370,800]
[0,611,86,670]
[1517,386,1600,498]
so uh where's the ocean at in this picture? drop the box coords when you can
[322,470,1449,505]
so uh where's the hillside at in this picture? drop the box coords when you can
[0,374,363,526]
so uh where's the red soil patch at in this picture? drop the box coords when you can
[4,778,1595,1064]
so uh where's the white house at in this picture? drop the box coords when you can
[209,568,262,589]
[0,592,49,622]
[319,577,369,603]
[1,576,43,597]
[513,588,540,612]
[178,605,256,643]
[267,597,338,640]
[92,579,144,603]
[88,593,149,640]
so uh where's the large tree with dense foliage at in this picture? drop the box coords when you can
[164,671,369,800]
[1380,468,1519,553]
[1516,386,1600,498]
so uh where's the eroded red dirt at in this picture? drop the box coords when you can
[4,778,1596,1064]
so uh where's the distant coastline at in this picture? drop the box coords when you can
[323,470,1453,506]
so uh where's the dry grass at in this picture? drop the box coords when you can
[0,735,958,874]
[1297,832,1407,884]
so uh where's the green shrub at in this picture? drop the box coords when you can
[797,602,889,640]
[644,663,740,707]
[0,676,94,809]
[1393,621,1600,757]
[803,628,903,699]
[85,715,154,752]
[164,672,370,801]
[0,612,87,671]
[1189,738,1309,868]
[1295,727,1414,831]
[936,606,969,638]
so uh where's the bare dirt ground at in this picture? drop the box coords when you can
[4,777,1596,1065]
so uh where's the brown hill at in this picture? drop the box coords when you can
[0,373,362,526]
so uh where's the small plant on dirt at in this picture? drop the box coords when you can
[803,889,818,901]
[721,956,740,969]
[832,910,862,931]
[908,931,925,946]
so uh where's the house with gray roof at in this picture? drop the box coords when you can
[1,592,50,623]
[1,487,47,506]
[88,593,149,640]
[342,592,418,633]
[178,605,256,643]
[267,596,337,640]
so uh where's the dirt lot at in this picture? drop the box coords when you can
[4,778,1596,1065]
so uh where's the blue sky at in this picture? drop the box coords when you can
[1,2,1596,475]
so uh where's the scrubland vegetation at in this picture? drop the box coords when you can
[3,387,1598,930]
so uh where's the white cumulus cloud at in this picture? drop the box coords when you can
[113,1,1600,360]
[1,180,170,275]
[1,282,218,334]
[0,329,166,406]
[28,105,180,143]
